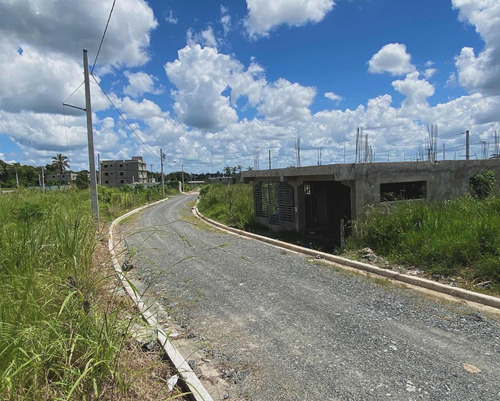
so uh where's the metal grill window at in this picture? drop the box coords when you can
[254,181,294,224]
[278,183,294,222]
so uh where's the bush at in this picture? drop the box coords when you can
[470,170,496,199]
[198,184,253,229]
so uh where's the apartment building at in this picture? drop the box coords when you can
[100,156,148,187]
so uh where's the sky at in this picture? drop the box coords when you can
[0,0,499,173]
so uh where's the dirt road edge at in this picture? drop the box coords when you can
[109,198,214,401]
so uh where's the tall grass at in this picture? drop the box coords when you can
[0,187,172,399]
[197,184,253,229]
[347,196,500,282]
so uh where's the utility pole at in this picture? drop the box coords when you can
[14,166,19,189]
[83,49,99,223]
[442,143,445,161]
[41,166,45,193]
[160,148,165,197]
[465,130,470,160]
[181,163,184,193]
[268,149,272,169]
[97,153,101,185]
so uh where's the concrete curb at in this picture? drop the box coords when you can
[193,207,500,311]
[109,198,214,401]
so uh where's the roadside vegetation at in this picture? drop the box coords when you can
[197,184,253,229]
[0,186,182,400]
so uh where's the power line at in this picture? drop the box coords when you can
[90,75,160,160]
[91,0,117,74]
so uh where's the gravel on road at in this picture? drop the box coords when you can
[122,194,500,401]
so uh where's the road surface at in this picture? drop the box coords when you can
[123,194,500,401]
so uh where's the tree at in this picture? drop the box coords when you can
[75,170,90,189]
[51,154,70,189]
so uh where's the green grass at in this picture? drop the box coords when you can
[197,184,253,229]
[346,196,500,283]
[0,187,177,400]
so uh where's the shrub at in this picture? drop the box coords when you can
[470,170,496,199]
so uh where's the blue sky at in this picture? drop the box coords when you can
[0,0,499,173]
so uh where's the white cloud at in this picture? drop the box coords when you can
[123,71,163,97]
[0,0,158,69]
[221,5,231,35]
[324,92,343,104]
[165,45,240,129]
[392,72,435,108]
[423,68,437,79]
[258,79,316,124]
[452,0,500,94]
[368,43,416,76]
[187,27,219,48]
[165,10,178,24]
[244,0,335,38]
[165,44,316,129]
[119,97,163,120]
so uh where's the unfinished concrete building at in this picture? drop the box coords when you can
[242,159,500,245]
[100,156,148,187]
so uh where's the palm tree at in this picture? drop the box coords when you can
[51,154,70,189]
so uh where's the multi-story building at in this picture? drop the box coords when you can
[46,172,77,184]
[100,156,148,187]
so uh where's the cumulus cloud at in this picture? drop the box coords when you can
[258,79,316,124]
[165,44,316,129]
[0,0,157,69]
[392,72,435,108]
[324,92,343,104]
[244,0,335,38]
[423,68,437,79]
[165,45,240,129]
[123,71,163,97]
[368,43,416,76]
[452,0,500,94]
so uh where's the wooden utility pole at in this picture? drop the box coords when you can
[268,149,272,170]
[83,49,99,223]
[160,148,165,198]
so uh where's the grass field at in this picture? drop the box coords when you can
[347,196,500,285]
[0,187,182,400]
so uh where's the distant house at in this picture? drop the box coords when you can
[100,156,148,187]
[46,172,77,184]
[208,176,232,185]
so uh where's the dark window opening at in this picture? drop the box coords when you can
[120,180,124,184]
[120,172,124,176]
[380,181,426,202]
[120,164,123,168]
[104,180,109,184]
[104,172,108,176]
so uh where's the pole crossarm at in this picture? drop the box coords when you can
[62,103,86,112]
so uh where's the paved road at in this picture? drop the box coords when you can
[124,194,500,401]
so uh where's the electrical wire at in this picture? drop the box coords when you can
[90,75,160,160]
[63,81,85,105]
[91,0,117,74]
